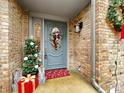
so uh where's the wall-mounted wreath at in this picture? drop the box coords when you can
[107,0,124,32]
[50,27,62,50]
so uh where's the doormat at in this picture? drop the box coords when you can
[45,68,70,79]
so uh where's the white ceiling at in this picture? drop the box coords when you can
[17,0,90,19]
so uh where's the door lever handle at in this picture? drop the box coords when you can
[44,54,47,59]
[44,48,47,59]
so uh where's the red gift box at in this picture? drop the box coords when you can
[18,79,33,93]
[18,75,39,93]
[121,24,124,40]
[29,75,39,91]
[34,75,39,88]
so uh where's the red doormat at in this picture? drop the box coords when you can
[45,68,70,79]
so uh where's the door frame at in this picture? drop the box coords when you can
[29,15,69,70]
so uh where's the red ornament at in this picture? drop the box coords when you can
[120,24,124,40]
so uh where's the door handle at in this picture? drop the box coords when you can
[44,48,47,59]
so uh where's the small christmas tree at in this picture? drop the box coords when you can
[22,39,42,75]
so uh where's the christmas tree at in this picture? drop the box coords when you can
[22,39,42,75]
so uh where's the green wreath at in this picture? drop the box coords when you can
[107,0,124,32]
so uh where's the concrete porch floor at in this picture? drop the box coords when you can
[34,71,98,93]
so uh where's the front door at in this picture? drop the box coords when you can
[44,19,67,70]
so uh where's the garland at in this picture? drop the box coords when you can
[107,0,124,32]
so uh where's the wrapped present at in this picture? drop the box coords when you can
[18,79,33,93]
[35,75,39,87]
[120,24,124,40]
[12,69,22,92]
[18,74,39,93]
[27,75,39,90]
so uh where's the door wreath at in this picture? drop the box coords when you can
[50,27,62,50]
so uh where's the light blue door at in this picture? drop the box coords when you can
[44,19,67,70]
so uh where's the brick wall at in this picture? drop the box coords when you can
[69,4,92,82]
[96,0,124,93]
[1,0,124,93]
[0,0,29,93]
[0,0,9,92]
[95,0,112,91]
[70,1,124,92]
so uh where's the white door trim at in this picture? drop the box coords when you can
[42,18,45,67]
[67,21,69,70]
